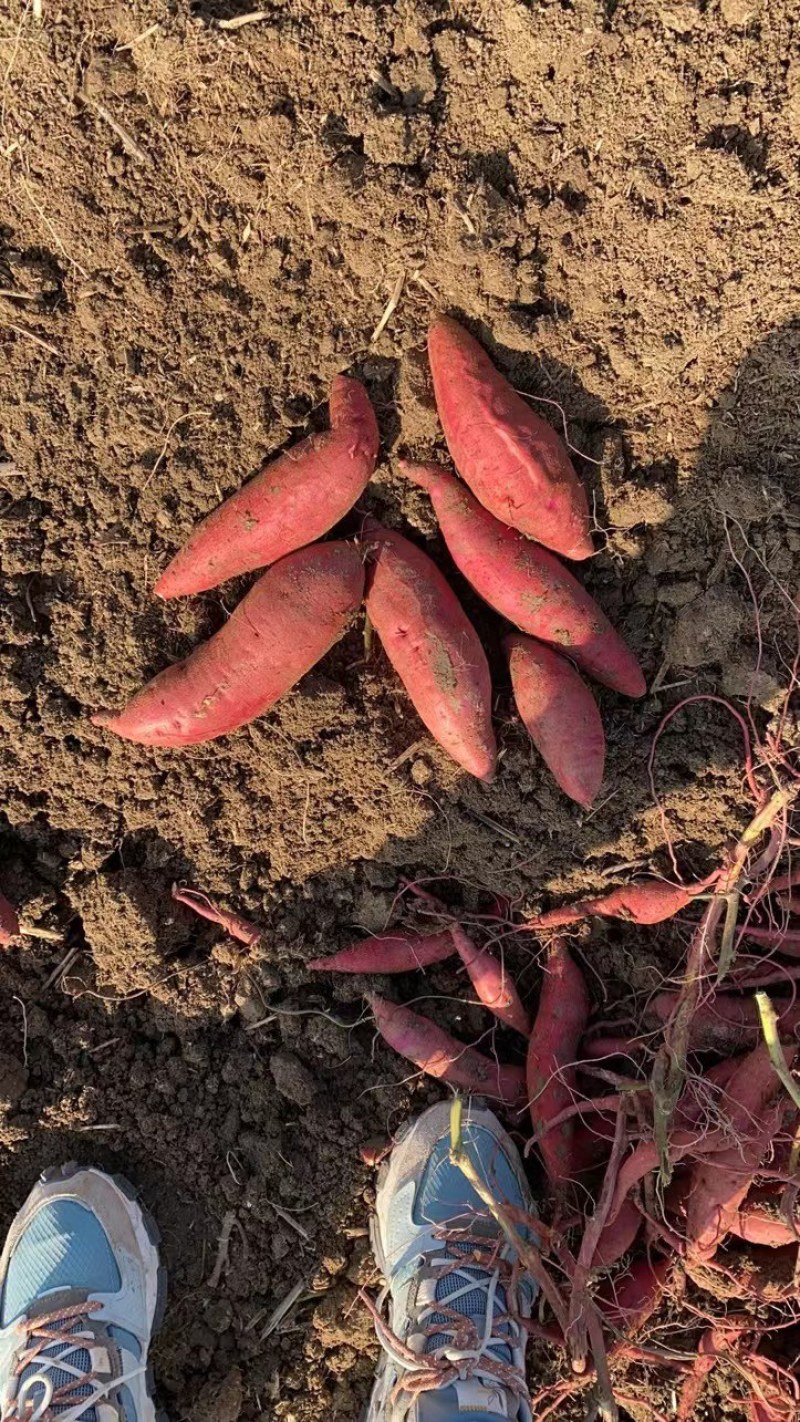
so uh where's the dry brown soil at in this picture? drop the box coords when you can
[1,1,799,1418]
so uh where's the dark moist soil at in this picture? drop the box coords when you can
[1,2,799,1419]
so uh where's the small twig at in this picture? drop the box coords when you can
[74,1123,121,1133]
[260,1278,308,1340]
[566,1108,627,1372]
[20,922,63,942]
[267,1199,311,1242]
[12,996,28,1067]
[2,321,61,358]
[41,945,81,992]
[219,9,270,28]
[716,890,741,984]
[80,95,148,165]
[448,1097,569,1332]
[370,270,405,343]
[115,23,161,50]
[208,1210,238,1288]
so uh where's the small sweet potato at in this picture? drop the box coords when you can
[308,928,456,974]
[402,461,645,697]
[364,520,496,781]
[427,316,593,559]
[94,541,364,746]
[451,925,531,1035]
[526,938,590,1185]
[368,993,526,1105]
[155,376,378,597]
[528,878,699,930]
[647,991,800,1052]
[505,634,605,807]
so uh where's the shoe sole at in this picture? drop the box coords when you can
[40,1162,169,1421]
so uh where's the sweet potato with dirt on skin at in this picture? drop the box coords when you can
[505,634,605,808]
[364,520,496,781]
[526,938,590,1186]
[451,925,531,1035]
[731,1188,800,1248]
[368,993,526,1105]
[527,878,704,930]
[93,541,364,746]
[155,375,378,597]
[686,1041,797,1259]
[647,990,800,1052]
[402,461,645,697]
[308,928,456,974]
[426,316,593,559]
[0,889,20,946]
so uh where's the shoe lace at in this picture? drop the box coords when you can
[363,1228,530,1417]
[2,1302,145,1422]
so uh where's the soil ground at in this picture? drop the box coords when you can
[1,2,799,1419]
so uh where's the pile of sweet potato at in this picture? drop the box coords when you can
[319,775,800,1419]
[92,316,643,805]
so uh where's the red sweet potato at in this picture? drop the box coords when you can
[368,993,526,1105]
[526,938,590,1185]
[647,991,800,1052]
[155,376,378,597]
[592,1197,641,1268]
[94,541,364,746]
[451,925,531,1035]
[528,878,698,931]
[731,1188,799,1248]
[598,1256,671,1334]
[505,634,605,807]
[427,316,593,560]
[364,521,496,781]
[743,925,800,956]
[686,1042,796,1259]
[0,890,20,946]
[308,928,456,974]
[172,885,261,945]
[402,461,645,697]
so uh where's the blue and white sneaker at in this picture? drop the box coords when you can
[0,1165,166,1421]
[366,1101,536,1422]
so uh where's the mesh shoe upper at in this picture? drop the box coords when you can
[0,1169,162,1422]
[368,1100,538,1422]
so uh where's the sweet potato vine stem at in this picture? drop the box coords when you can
[448,1097,569,1334]
[756,991,800,1117]
[651,783,799,1183]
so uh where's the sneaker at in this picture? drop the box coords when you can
[366,1100,537,1422]
[0,1165,166,1421]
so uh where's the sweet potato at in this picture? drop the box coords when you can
[528,878,699,930]
[686,1042,797,1259]
[0,889,20,946]
[647,991,800,1052]
[426,315,593,559]
[731,1189,799,1248]
[592,1197,641,1268]
[172,885,261,945]
[402,461,645,697]
[155,376,378,597]
[598,1257,671,1334]
[505,634,605,808]
[743,925,800,956]
[451,926,531,1035]
[368,993,526,1105]
[526,938,590,1185]
[94,541,364,746]
[308,928,456,974]
[364,520,496,780]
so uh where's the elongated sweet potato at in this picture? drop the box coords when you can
[94,541,364,746]
[155,376,378,597]
[686,1042,796,1259]
[731,1189,800,1248]
[402,462,645,697]
[647,991,800,1052]
[427,316,593,559]
[0,889,20,946]
[526,938,590,1185]
[598,1257,671,1334]
[451,925,531,1035]
[528,878,700,930]
[368,993,526,1105]
[364,520,496,781]
[308,928,456,974]
[505,634,605,807]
